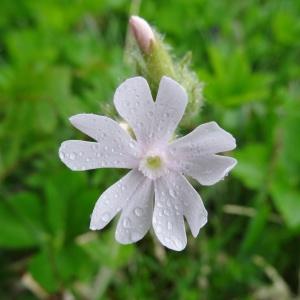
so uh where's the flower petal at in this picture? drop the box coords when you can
[90,170,144,230]
[171,173,208,237]
[59,140,138,171]
[113,77,155,145]
[115,177,154,244]
[169,121,236,156]
[153,175,187,251]
[179,155,237,186]
[69,114,138,148]
[153,76,187,145]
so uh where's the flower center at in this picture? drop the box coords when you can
[139,150,167,180]
[146,156,162,169]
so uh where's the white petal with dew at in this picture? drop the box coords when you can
[153,175,187,251]
[179,155,237,186]
[153,76,188,145]
[169,121,236,156]
[69,114,138,149]
[115,177,154,244]
[90,170,144,230]
[59,140,139,171]
[114,77,155,146]
[169,172,208,237]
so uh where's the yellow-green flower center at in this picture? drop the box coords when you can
[146,156,162,170]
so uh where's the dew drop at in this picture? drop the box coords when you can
[123,217,131,228]
[173,238,183,249]
[69,152,76,160]
[167,221,172,230]
[101,213,110,222]
[147,111,154,117]
[169,188,176,198]
[163,209,170,216]
[59,152,65,160]
[157,201,163,208]
[130,231,140,241]
[134,207,143,217]
[92,144,99,150]
[156,225,162,233]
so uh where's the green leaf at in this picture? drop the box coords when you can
[0,196,41,248]
[233,143,269,190]
[29,249,60,293]
[270,181,300,228]
[80,230,135,268]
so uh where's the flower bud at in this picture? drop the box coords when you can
[129,16,155,54]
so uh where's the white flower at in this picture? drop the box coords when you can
[59,76,237,251]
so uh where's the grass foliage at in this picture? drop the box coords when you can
[0,0,300,299]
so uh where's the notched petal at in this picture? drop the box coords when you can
[90,170,144,230]
[115,178,154,244]
[114,77,155,145]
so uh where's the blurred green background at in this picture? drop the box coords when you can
[1,0,300,299]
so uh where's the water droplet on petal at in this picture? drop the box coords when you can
[167,221,172,230]
[130,231,140,241]
[147,111,154,117]
[59,152,65,160]
[156,225,162,233]
[69,152,76,160]
[101,213,110,222]
[173,238,183,249]
[92,144,99,150]
[123,217,131,228]
[169,189,176,198]
[134,207,143,217]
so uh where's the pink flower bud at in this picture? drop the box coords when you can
[129,16,155,54]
